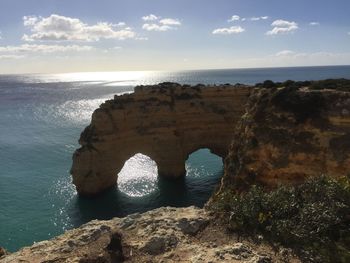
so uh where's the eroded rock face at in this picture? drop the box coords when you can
[1,206,297,263]
[71,83,252,195]
[219,87,350,192]
[0,248,7,258]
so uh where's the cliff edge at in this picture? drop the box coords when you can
[217,85,350,194]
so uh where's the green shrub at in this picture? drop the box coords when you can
[254,79,350,92]
[210,176,350,262]
[310,79,350,91]
[271,86,326,123]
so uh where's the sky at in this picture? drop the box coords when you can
[0,0,349,73]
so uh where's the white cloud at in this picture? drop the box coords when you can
[250,16,269,21]
[0,44,93,54]
[142,24,172,31]
[23,16,38,26]
[23,14,136,41]
[159,18,181,26]
[309,22,320,26]
[266,19,298,35]
[115,22,126,27]
[251,17,261,21]
[275,50,296,56]
[228,15,268,22]
[142,14,158,21]
[142,17,181,32]
[212,26,245,35]
[228,15,240,22]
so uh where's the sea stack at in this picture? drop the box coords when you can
[71,83,252,195]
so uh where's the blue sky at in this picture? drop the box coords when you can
[0,0,349,73]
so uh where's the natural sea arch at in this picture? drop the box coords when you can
[116,149,223,201]
[71,84,251,195]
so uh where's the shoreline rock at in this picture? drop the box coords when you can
[0,206,299,263]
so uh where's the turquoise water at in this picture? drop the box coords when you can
[1,66,350,252]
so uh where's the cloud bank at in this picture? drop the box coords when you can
[228,15,240,22]
[142,14,158,21]
[22,14,136,41]
[212,26,245,35]
[266,19,298,35]
[141,15,181,31]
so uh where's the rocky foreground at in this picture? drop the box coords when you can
[0,207,299,263]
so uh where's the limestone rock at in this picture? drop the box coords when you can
[219,87,350,193]
[71,83,252,195]
[177,217,209,235]
[0,206,298,263]
[0,247,8,258]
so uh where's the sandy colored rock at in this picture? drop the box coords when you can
[0,248,8,258]
[217,87,350,193]
[71,83,252,195]
[1,206,300,263]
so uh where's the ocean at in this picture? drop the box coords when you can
[1,65,350,252]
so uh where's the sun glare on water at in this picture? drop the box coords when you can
[117,154,158,197]
[47,71,156,84]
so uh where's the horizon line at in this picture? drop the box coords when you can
[1,64,350,76]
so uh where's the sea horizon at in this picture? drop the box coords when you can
[2,64,350,77]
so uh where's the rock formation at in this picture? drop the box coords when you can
[71,83,252,195]
[72,81,350,196]
[1,206,298,263]
[218,86,350,193]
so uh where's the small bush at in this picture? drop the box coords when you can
[271,87,326,123]
[255,79,350,92]
[310,79,350,91]
[255,80,277,89]
[210,176,350,262]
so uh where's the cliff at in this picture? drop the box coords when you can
[71,83,252,196]
[217,86,350,194]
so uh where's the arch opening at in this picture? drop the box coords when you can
[183,148,224,205]
[185,148,223,178]
[117,153,158,197]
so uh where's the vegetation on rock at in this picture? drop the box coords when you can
[271,86,326,123]
[256,78,350,91]
[210,175,350,263]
